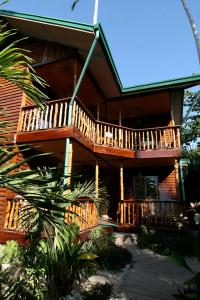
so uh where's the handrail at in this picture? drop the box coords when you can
[19,96,181,151]
[117,200,186,226]
[22,97,71,110]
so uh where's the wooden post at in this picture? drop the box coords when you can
[120,161,124,201]
[95,160,99,198]
[174,159,180,201]
[64,138,73,189]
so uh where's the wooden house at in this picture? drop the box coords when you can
[0,10,200,241]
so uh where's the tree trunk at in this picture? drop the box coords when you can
[181,0,200,64]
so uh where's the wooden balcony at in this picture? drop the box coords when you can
[117,200,186,227]
[18,97,181,154]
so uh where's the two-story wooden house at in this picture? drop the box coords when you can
[0,10,200,241]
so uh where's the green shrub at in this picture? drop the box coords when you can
[0,240,19,264]
[82,282,113,300]
[137,226,195,257]
[83,227,132,270]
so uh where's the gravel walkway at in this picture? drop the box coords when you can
[87,233,199,300]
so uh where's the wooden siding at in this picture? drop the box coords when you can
[159,169,177,201]
[0,78,23,138]
[22,39,73,66]
[0,188,7,229]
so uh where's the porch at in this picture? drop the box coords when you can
[17,97,181,154]
[0,197,186,243]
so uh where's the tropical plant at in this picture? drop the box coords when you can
[181,0,200,65]
[171,232,200,299]
[83,227,132,271]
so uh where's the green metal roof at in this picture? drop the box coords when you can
[0,9,200,96]
[0,9,94,32]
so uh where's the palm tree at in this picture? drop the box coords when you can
[181,0,200,65]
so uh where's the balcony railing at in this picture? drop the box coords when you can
[19,97,181,151]
[117,200,186,227]
[3,198,98,232]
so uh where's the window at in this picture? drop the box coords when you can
[134,175,159,200]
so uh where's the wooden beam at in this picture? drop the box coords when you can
[95,160,99,198]
[120,161,124,201]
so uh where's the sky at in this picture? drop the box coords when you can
[2,0,200,88]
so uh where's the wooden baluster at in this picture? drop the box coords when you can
[134,131,137,150]
[128,202,131,224]
[22,110,28,131]
[121,128,124,148]
[123,202,126,224]
[27,109,33,131]
[138,132,141,150]
[54,103,58,127]
[164,129,167,148]
[31,108,37,131]
[40,109,44,129]
[36,108,40,130]
[159,130,162,148]
[151,130,154,149]
[121,203,123,224]
[44,105,49,129]
[58,102,63,127]
[147,130,150,149]
[8,201,15,229]
[49,104,53,128]
[63,102,68,127]
[4,200,11,228]
[115,127,117,147]
[177,127,180,147]
[111,126,114,146]
[155,130,158,149]
[142,131,145,150]
[173,127,176,148]
[125,130,127,149]
[132,202,135,224]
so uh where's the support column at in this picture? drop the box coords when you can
[174,159,180,201]
[179,161,186,202]
[64,138,73,189]
[95,160,99,198]
[120,161,124,201]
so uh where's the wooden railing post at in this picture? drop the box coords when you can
[64,138,73,190]
[120,161,124,201]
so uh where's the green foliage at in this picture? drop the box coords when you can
[43,224,97,299]
[83,227,132,271]
[0,241,47,300]
[82,282,113,300]
[137,226,195,257]
[182,91,200,145]
[0,22,48,106]
[0,240,19,264]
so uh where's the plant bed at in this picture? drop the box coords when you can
[137,225,196,257]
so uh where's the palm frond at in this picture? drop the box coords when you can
[0,22,48,106]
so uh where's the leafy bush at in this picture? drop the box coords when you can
[83,227,132,270]
[0,240,19,264]
[137,225,195,257]
[82,282,113,300]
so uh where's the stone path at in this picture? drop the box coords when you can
[87,233,199,300]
